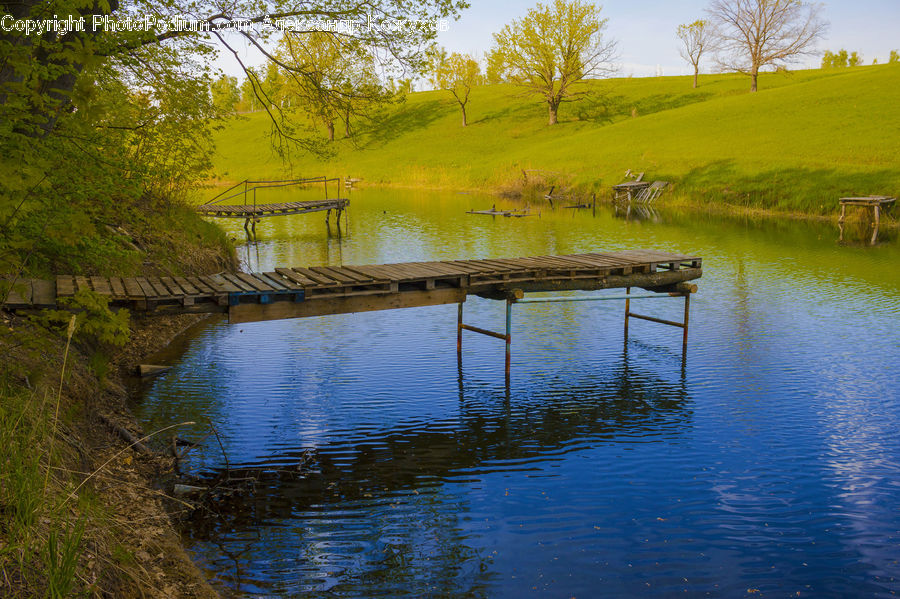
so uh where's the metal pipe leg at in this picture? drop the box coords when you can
[505,299,512,383]
[624,286,630,341]
[457,302,463,355]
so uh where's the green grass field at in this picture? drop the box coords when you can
[211,65,900,214]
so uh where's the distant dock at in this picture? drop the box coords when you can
[198,176,348,237]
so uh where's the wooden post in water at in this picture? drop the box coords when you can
[682,293,690,352]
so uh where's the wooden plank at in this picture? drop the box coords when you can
[234,272,277,292]
[358,264,409,280]
[109,277,127,298]
[413,261,471,276]
[389,262,448,279]
[173,277,201,295]
[122,278,145,299]
[322,266,374,284]
[230,288,467,324]
[261,272,299,290]
[134,277,161,299]
[90,276,112,296]
[32,279,56,307]
[2,279,30,306]
[457,259,517,274]
[56,275,76,297]
[74,276,91,294]
[309,266,357,284]
[202,274,242,294]
[220,273,257,292]
[275,267,318,287]
[186,276,217,295]
[159,277,185,296]
[145,278,174,298]
[407,262,466,279]
[341,266,391,282]
[292,267,342,286]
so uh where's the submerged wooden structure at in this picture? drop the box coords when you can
[3,250,702,377]
[198,177,348,238]
[838,196,895,244]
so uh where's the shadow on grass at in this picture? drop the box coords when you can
[360,99,452,148]
[574,91,715,122]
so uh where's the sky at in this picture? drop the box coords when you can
[214,1,900,80]
[438,0,900,77]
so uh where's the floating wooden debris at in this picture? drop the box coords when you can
[138,364,171,377]
[467,204,535,217]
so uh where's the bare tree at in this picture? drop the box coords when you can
[707,0,828,92]
[677,20,716,88]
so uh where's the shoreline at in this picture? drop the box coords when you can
[202,178,899,230]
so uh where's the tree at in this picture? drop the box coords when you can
[238,74,262,112]
[277,33,391,142]
[490,0,618,125]
[707,0,828,92]
[429,48,481,126]
[848,51,862,67]
[210,75,240,113]
[821,49,848,68]
[484,48,507,84]
[891,50,900,64]
[0,0,467,148]
[676,19,716,88]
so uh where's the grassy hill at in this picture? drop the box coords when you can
[211,65,900,214]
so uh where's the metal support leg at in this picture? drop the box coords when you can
[457,302,463,355]
[505,298,512,384]
[624,286,630,341]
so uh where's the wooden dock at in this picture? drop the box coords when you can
[199,177,349,238]
[838,196,895,244]
[2,251,701,325]
[196,198,349,219]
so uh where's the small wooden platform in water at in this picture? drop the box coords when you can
[838,196,895,244]
[2,250,702,325]
[197,198,349,219]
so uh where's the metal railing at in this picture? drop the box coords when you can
[202,176,341,210]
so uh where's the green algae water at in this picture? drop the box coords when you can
[135,188,900,597]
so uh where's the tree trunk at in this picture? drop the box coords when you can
[0,0,118,137]
[750,66,759,92]
[460,102,468,127]
[326,120,335,141]
[344,107,351,138]
[548,101,559,125]
[693,65,699,88]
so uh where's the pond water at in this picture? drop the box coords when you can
[134,187,900,597]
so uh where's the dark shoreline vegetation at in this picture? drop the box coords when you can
[1,39,897,599]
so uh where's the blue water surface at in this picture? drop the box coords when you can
[135,189,900,597]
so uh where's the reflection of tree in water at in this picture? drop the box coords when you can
[182,356,690,596]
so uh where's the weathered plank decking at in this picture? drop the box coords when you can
[2,250,702,325]
[196,198,349,219]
